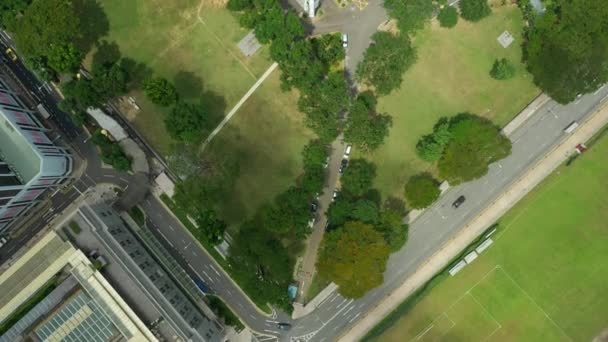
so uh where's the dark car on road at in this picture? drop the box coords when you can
[452,195,466,208]
[277,322,292,330]
[339,159,348,173]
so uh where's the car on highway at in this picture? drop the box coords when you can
[277,322,292,331]
[342,33,348,48]
[5,47,17,61]
[452,195,466,208]
[339,158,348,173]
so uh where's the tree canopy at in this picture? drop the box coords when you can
[344,92,392,151]
[459,0,491,22]
[526,0,608,103]
[383,0,436,33]
[317,221,390,298]
[437,6,459,28]
[438,114,511,184]
[416,120,452,162]
[90,130,131,171]
[490,58,515,80]
[164,101,207,143]
[143,77,179,106]
[340,159,376,197]
[404,173,441,209]
[356,32,417,95]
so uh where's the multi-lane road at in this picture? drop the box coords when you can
[3,29,608,342]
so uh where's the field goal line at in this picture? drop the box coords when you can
[410,265,501,342]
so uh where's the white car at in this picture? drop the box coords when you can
[0,237,7,248]
[343,144,352,159]
[332,189,339,201]
[342,33,348,48]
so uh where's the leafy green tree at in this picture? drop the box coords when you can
[193,209,226,245]
[262,187,310,235]
[92,62,129,101]
[90,130,131,171]
[459,0,491,22]
[312,34,345,67]
[227,0,252,11]
[254,3,283,43]
[61,79,101,109]
[384,0,436,33]
[327,199,355,227]
[438,114,511,184]
[143,77,178,106]
[47,42,82,72]
[298,165,324,195]
[404,173,440,209]
[351,199,379,224]
[437,6,458,28]
[416,121,451,161]
[341,159,376,197]
[344,92,392,151]
[302,140,328,170]
[490,58,515,80]
[356,32,417,95]
[377,208,408,251]
[317,221,390,299]
[164,101,207,143]
[526,0,608,103]
[0,0,30,28]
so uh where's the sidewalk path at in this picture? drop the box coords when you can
[200,62,278,153]
[339,100,608,341]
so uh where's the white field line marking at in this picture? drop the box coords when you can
[200,62,279,153]
[410,266,500,342]
[482,324,502,342]
[467,292,501,329]
[498,266,573,341]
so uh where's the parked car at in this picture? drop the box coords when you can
[339,158,348,173]
[323,156,330,168]
[452,195,466,208]
[310,201,318,214]
[343,144,352,159]
[342,33,348,48]
[0,236,7,248]
[332,189,339,201]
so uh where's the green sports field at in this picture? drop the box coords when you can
[369,130,608,341]
[365,5,540,200]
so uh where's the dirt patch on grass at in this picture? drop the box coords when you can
[593,329,608,342]
[200,0,228,9]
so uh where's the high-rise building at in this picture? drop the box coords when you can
[0,75,72,234]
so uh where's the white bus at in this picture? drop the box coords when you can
[36,103,51,119]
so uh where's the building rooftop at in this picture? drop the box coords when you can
[0,111,40,182]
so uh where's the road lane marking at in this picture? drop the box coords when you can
[169,225,175,231]
[209,264,221,276]
[191,251,197,256]
[202,271,214,283]
[594,85,605,95]
[342,305,355,316]
[250,314,256,319]
[263,329,279,335]
[266,320,279,324]
[157,231,174,248]
[329,294,338,303]
[336,298,348,309]
[238,303,243,308]
[348,312,361,323]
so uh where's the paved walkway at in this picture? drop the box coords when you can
[200,62,278,153]
[339,100,608,341]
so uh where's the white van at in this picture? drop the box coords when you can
[343,144,352,158]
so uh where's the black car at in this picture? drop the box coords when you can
[452,195,466,208]
[310,201,318,213]
[277,322,292,330]
[339,159,348,173]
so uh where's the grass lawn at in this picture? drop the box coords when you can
[365,5,540,200]
[367,129,608,341]
[98,0,312,225]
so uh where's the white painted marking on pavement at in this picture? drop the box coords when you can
[348,312,361,323]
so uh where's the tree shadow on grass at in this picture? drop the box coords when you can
[173,71,227,135]
[92,40,122,68]
[120,58,154,90]
[73,0,109,53]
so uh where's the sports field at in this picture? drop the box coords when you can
[368,131,608,341]
[367,5,540,200]
[98,0,312,224]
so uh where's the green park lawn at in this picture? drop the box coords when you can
[367,130,608,341]
[98,0,312,225]
[365,5,540,200]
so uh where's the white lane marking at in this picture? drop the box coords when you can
[333,325,340,331]
[238,303,244,308]
[250,314,256,319]
[169,225,175,231]
[342,305,355,316]
[348,312,362,323]
[336,298,348,309]
[157,230,174,248]
[263,329,279,334]
[266,320,279,324]
[209,264,221,276]
[329,294,339,303]
[192,251,197,256]
[202,271,214,283]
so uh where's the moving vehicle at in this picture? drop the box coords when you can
[194,278,210,294]
[37,104,51,119]
[452,195,466,208]
[342,33,348,48]
[339,158,348,173]
[277,322,292,331]
[5,47,17,61]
